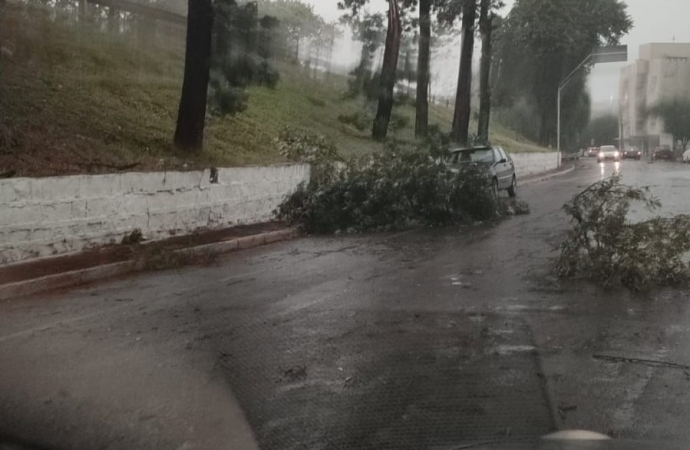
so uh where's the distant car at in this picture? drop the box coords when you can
[621,148,642,160]
[597,145,620,162]
[683,149,690,163]
[450,146,517,198]
[652,147,676,162]
[587,147,600,157]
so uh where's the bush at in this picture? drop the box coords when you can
[276,146,503,234]
[337,111,371,132]
[255,60,280,88]
[346,66,372,99]
[364,71,382,102]
[394,91,413,106]
[307,96,326,107]
[557,176,690,291]
[208,53,280,116]
[424,125,453,158]
[208,75,248,116]
[275,126,343,184]
[276,126,341,163]
[389,113,410,132]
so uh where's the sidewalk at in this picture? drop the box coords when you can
[0,222,299,301]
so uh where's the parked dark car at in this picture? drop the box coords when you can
[449,146,517,198]
[652,147,676,162]
[622,148,642,160]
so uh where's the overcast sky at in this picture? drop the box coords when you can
[303,0,690,105]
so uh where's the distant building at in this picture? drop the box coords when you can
[619,43,690,153]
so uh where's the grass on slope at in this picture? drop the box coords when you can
[0,3,549,177]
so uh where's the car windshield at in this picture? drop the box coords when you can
[452,148,495,164]
[5,0,690,449]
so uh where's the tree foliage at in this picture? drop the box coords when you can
[340,0,406,140]
[398,33,418,86]
[209,0,280,117]
[341,0,468,139]
[492,0,632,146]
[558,176,690,291]
[346,12,386,97]
[276,133,504,233]
[257,0,323,61]
[311,20,343,76]
[583,115,619,148]
[648,99,690,150]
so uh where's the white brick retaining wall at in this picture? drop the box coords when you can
[0,165,310,265]
[512,152,560,177]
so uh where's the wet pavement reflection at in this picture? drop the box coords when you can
[3,160,690,449]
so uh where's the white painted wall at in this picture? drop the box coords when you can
[0,165,310,265]
[512,152,560,177]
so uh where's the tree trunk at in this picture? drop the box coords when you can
[451,0,477,145]
[315,43,321,79]
[415,0,431,138]
[108,4,119,33]
[327,32,334,76]
[477,0,492,142]
[78,0,87,20]
[372,0,402,141]
[174,0,214,152]
[354,43,371,94]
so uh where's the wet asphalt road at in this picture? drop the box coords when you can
[2,158,690,450]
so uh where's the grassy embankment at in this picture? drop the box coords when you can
[0,3,549,177]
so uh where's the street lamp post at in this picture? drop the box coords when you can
[557,46,628,167]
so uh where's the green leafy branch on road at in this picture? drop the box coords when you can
[276,129,507,233]
[557,176,690,291]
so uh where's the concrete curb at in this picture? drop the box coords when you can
[520,165,576,187]
[0,228,300,301]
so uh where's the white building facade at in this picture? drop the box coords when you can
[619,43,690,154]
